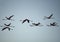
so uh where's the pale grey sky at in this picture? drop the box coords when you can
[0,0,60,42]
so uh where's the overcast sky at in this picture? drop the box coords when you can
[0,0,60,42]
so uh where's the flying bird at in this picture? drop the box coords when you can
[3,15,14,20]
[4,23,11,26]
[0,23,15,31]
[47,22,58,26]
[1,27,13,31]
[32,23,40,26]
[44,14,53,19]
[30,22,43,27]
[20,19,33,24]
[0,23,15,27]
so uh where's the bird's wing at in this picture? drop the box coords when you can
[9,15,14,19]
[26,19,32,23]
[22,20,26,24]
[49,14,53,18]
[4,23,11,26]
[1,27,7,31]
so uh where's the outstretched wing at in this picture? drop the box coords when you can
[4,23,11,26]
[49,14,53,18]
[25,19,31,23]
[9,15,14,19]
[22,20,26,24]
[1,27,7,31]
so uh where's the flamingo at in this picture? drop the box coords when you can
[44,14,53,19]
[3,15,14,20]
[20,19,33,24]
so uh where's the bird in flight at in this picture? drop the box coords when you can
[1,27,13,31]
[44,14,53,19]
[20,19,33,24]
[2,15,14,21]
[30,22,43,27]
[47,22,58,27]
[0,23,15,31]
[4,23,11,26]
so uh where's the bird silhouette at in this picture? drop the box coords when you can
[3,15,14,20]
[47,22,58,26]
[50,22,57,26]
[1,27,13,31]
[0,23,14,31]
[4,23,11,26]
[0,23,15,28]
[44,14,53,19]
[20,19,32,24]
[32,23,40,26]
[30,22,43,27]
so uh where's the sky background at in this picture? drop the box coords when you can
[0,0,60,42]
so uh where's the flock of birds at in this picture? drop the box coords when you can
[0,14,59,31]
